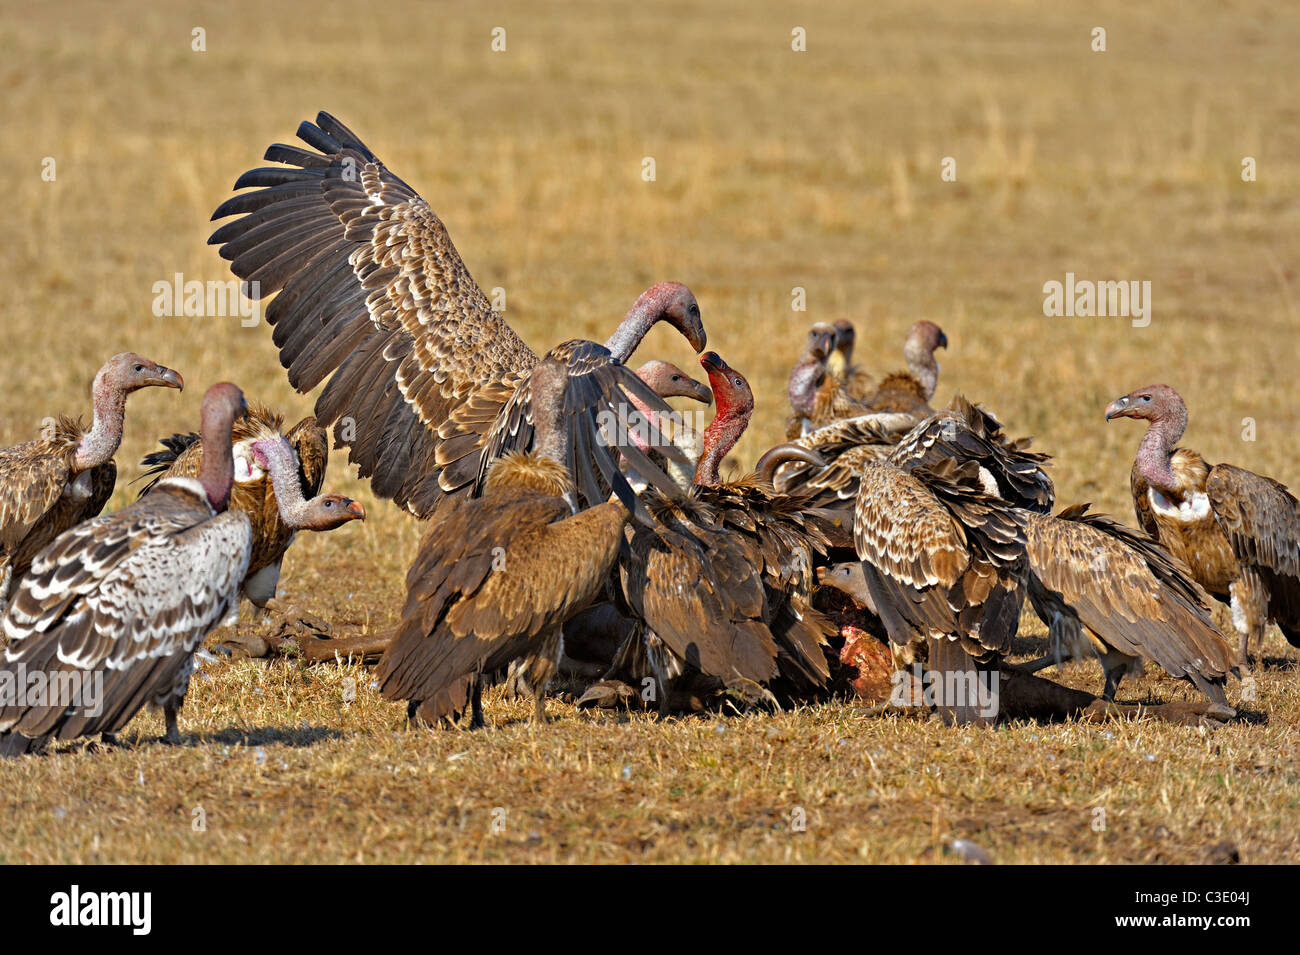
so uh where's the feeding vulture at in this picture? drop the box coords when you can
[136,403,364,653]
[1107,384,1300,664]
[0,384,251,755]
[0,353,183,610]
[209,111,704,523]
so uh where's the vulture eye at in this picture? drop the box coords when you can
[133,364,145,373]
[1140,395,1151,402]
[732,377,743,387]
[672,375,681,382]
[689,304,700,318]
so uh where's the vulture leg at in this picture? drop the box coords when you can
[162,701,182,745]
[1099,649,1142,702]
[1229,569,1268,668]
[469,677,486,730]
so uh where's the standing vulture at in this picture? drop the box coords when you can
[826,319,875,402]
[0,384,252,756]
[1107,384,1300,664]
[135,403,364,652]
[1019,504,1238,703]
[857,321,947,417]
[0,353,183,610]
[209,112,704,521]
[377,360,631,728]
[786,323,871,438]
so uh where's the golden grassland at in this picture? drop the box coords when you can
[0,0,1298,863]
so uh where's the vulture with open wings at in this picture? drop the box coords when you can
[209,112,705,522]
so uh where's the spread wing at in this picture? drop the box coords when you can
[0,482,251,742]
[1024,506,1237,687]
[209,112,540,517]
[378,495,625,715]
[1207,464,1300,633]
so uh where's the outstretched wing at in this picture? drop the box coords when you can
[209,112,540,517]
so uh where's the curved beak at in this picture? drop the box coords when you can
[682,377,713,404]
[685,322,707,354]
[346,499,367,520]
[937,331,949,350]
[1104,396,1130,421]
[699,351,728,373]
[152,366,185,392]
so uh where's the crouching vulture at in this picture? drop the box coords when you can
[209,111,704,523]
[0,353,183,611]
[1107,384,1300,665]
[0,384,252,756]
[607,352,838,713]
[376,360,631,728]
[136,403,364,655]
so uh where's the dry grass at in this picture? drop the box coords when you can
[1,0,1298,863]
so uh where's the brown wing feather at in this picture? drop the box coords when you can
[287,416,329,498]
[1024,508,1237,686]
[1207,464,1300,635]
[209,112,539,518]
[378,485,625,718]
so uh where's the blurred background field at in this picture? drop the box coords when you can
[0,0,1297,863]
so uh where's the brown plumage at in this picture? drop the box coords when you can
[210,112,704,522]
[0,353,183,610]
[377,359,631,727]
[1107,384,1300,663]
[0,383,251,756]
[856,320,947,416]
[1020,504,1238,702]
[613,353,839,711]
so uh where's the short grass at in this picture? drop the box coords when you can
[0,0,1297,863]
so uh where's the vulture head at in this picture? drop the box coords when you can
[610,282,706,360]
[700,352,754,426]
[100,352,185,396]
[806,322,837,362]
[297,493,367,530]
[250,435,367,530]
[634,359,712,404]
[816,561,874,608]
[829,319,856,376]
[1104,384,1185,423]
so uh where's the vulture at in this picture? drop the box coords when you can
[135,403,364,652]
[209,111,705,522]
[786,323,871,438]
[0,384,252,756]
[623,359,713,489]
[1019,504,1238,703]
[376,359,631,728]
[0,353,183,610]
[611,352,838,712]
[826,319,875,402]
[1107,384,1300,664]
[855,320,947,417]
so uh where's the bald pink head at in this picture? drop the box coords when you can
[635,359,712,404]
[605,282,706,362]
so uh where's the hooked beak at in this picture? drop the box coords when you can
[699,351,728,373]
[937,332,949,350]
[345,499,367,520]
[1104,396,1131,421]
[683,378,713,404]
[151,366,185,392]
